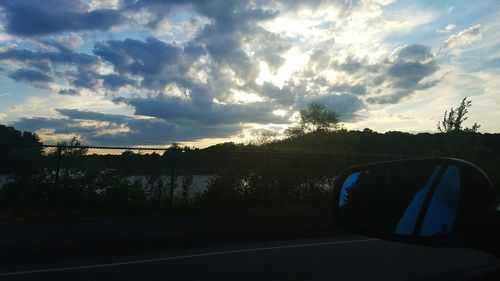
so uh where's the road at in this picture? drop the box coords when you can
[0,236,498,281]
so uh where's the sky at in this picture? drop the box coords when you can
[0,0,498,147]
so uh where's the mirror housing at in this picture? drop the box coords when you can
[332,158,499,254]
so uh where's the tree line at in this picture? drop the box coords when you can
[0,97,498,220]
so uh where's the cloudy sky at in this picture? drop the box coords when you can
[0,0,498,146]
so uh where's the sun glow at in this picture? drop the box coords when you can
[256,47,310,88]
[231,89,264,103]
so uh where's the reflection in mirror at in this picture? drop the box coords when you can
[339,172,363,207]
[420,165,461,236]
[395,165,443,235]
[336,162,462,237]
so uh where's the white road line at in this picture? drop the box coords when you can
[0,238,378,277]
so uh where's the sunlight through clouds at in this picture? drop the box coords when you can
[0,0,498,145]
[257,47,310,88]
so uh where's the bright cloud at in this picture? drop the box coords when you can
[0,0,498,146]
[438,24,456,33]
[444,24,482,50]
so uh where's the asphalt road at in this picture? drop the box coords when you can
[0,236,499,281]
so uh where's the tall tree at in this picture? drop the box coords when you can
[286,102,340,137]
[437,97,480,133]
[0,124,43,173]
[0,124,41,146]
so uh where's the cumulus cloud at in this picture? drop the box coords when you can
[8,68,53,83]
[56,33,85,50]
[93,37,206,90]
[12,109,241,145]
[0,40,99,89]
[386,45,437,88]
[284,43,440,106]
[437,24,456,33]
[444,24,482,49]
[126,0,278,30]
[0,0,124,36]
[101,74,137,90]
[367,44,439,104]
[329,83,367,96]
[302,93,365,121]
[113,94,286,125]
[58,89,79,96]
[0,40,139,91]
[0,41,97,70]
[0,0,451,144]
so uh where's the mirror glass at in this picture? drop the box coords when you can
[337,161,462,237]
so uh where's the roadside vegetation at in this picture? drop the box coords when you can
[0,97,498,221]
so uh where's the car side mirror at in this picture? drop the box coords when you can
[332,158,499,254]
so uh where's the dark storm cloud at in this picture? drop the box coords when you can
[8,68,53,83]
[0,0,124,36]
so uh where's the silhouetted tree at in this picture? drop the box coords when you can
[0,124,42,146]
[56,136,88,156]
[286,102,340,137]
[437,97,480,133]
[0,124,42,173]
[251,129,279,145]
